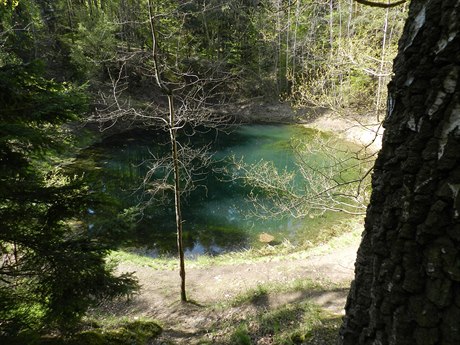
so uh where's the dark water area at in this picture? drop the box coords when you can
[72,124,353,257]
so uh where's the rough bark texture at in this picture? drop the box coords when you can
[339,0,460,344]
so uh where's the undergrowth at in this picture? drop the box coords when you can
[210,298,342,345]
[200,276,348,344]
[0,319,162,345]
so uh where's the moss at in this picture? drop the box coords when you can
[122,320,162,339]
[101,320,162,345]
[68,331,106,345]
[230,325,252,345]
[290,331,306,344]
[1,320,162,345]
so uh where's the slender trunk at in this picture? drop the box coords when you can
[285,0,291,93]
[276,0,282,94]
[13,242,18,267]
[329,0,337,103]
[66,0,74,33]
[291,0,300,88]
[168,95,187,302]
[147,0,187,302]
[338,0,343,104]
[202,0,213,58]
[329,0,334,58]
[375,5,390,120]
[347,0,353,38]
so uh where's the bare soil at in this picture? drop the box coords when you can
[303,112,383,152]
[228,102,383,152]
[99,239,359,344]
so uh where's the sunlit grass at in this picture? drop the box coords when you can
[193,272,347,345]
[108,250,178,270]
[216,299,342,345]
[224,280,319,308]
[103,217,360,345]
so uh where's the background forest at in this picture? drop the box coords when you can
[1,0,407,112]
[1,0,408,343]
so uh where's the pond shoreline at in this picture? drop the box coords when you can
[82,101,383,152]
[226,101,383,152]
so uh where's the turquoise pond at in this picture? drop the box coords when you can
[72,124,359,257]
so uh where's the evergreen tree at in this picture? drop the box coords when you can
[0,62,138,335]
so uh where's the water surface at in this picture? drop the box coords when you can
[73,124,356,257]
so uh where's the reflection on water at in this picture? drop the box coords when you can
[72,124,353,257]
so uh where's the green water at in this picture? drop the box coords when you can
[73,124,357,257]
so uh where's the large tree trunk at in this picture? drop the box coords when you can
[339,0,460,344]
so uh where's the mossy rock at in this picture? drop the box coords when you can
[68,331,107,345]
[122,320,162,338]
[102,320,162,345]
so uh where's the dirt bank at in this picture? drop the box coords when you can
[302,112,383,152]
[227,101,383,151]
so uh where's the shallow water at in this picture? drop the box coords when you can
[73,124,356,257]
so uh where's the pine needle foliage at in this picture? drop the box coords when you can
[0,63,138,335]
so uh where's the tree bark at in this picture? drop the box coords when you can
[339,0,460,344]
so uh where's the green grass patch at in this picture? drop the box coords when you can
[230,324,252,345]
[0,319,162,345]
[108,250,178,270]
[209,276,347,343]
[217,300,342,345]
[222,276,344,309]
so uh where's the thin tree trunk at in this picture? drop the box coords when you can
[285,0,291,92]
[329,0,334,58]
[66,0,74,33]
[13,242,18,267]
[375,5,389,120]
[168,95,187,303]
[276,0,282,94]
[291,0,300,88]
[147,0,187,302]
[202,0,213,58]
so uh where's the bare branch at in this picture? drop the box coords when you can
[355,0,407,8]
